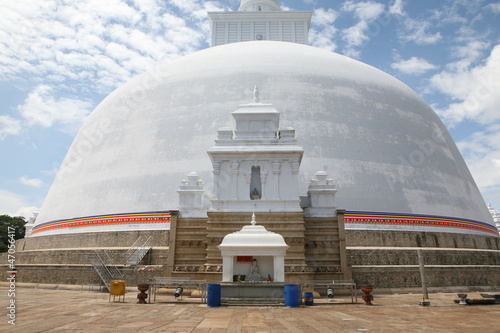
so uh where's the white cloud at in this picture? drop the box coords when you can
[389,0,405,16]
[310,8,338,52]
[447,40,490,72]
[399,19,442,45]
[0,0,210,92]
[487,3,500,13]
[17,85,92,132]
[341,1,385,57]
[0,0,227,141]
[391,56,438,75]
[342,1,385,21]
[13,206,39,221]
[0,189,36,219]
[430,44,500,126]
[457,125,500,210]
[313,7,338,26]
[19,176,43,188]
[0,115,21,140]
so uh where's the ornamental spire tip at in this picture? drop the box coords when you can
[253,85,260,103]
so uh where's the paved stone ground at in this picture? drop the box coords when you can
[1,286,500,332]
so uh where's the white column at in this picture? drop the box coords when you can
[222,255,234,282]
[273,255,285,282]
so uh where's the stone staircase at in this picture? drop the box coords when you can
[87,250,124,291]
[124,236,153,266]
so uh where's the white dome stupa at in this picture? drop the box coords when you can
[31,41,497,237]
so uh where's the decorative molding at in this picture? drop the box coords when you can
[174,265,222,272]
[345,211,499,236]
[284,265,341,273]
[31,211,171,235]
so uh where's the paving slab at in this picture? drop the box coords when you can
[1,287,500,332]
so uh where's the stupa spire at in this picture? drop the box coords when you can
[239,0,281,12]
[253,85,260,103]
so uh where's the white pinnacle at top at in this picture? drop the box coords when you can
[253,85,260,103]
[239,0,281,12]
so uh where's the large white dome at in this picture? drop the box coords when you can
[32,41,496,236]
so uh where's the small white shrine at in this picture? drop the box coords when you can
[218,213,289,282]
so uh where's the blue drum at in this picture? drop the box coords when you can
[304,291,314,306]
[207,284,221,307]
[284,284,299,307]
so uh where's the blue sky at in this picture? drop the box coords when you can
[1,0,499,220]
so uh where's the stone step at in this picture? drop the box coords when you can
[221,297,285,306]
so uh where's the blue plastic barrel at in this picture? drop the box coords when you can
[284,284,299,307]
[304,291,314,306]
[207,284,221,307]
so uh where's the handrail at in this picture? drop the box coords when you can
[299,279,357,304]
[125,236,153,266]
[87,250,123,291]
[124,236,143,263]
[149,278,207,303]
[101,250,123,278]
[91,251,113,291]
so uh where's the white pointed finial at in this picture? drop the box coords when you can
[253,85,260,103]
[239,0,280,12]
[251,212,257,225]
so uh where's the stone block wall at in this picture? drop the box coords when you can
[347,248,500,266]
[17,230,170,250]
[346,229,500,250]
[352,266,500,289]
[346,230,500,289]
[2,265,167,286]
[0,229,170,285]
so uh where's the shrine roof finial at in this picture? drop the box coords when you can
[253,85,260,103]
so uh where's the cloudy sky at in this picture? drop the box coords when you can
[1,0,499,220]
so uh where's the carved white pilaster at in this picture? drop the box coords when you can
[272,162,281,199]
[244,172,251,184]
[230,161,239,200]
[291,161,300,198]
[212,162,220,199]
[260,169,268,184]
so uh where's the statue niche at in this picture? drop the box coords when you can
[247,259,263,282]
[250,166,262,200]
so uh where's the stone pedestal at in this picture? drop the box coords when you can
[220,282,286,305]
